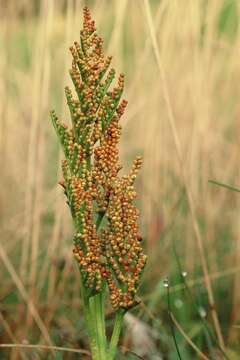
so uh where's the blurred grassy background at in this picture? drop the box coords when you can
[1,0,240,359]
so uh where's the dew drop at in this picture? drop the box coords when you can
[174,299,183,309]
[199,307,207,318]
[163,278,169,288]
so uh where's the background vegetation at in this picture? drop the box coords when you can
[1,0,240,358]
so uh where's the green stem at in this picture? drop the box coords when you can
[209,179,240,193]
[89,293,107,359]
[98,291,107,348]
[96,211,105,230]
[108,309,125,360]
[80,278,98,356]
[81,278,108,359]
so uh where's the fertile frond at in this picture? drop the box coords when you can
[51,6,146,310]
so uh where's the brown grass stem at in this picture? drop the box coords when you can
[0,343,91,356]
[0,244,54,353]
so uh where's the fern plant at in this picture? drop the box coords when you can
[50,7,147,359]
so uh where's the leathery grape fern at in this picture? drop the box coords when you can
[50,7,147,359]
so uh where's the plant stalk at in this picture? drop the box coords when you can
[108,309,125,360]
[89,293,107,360]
